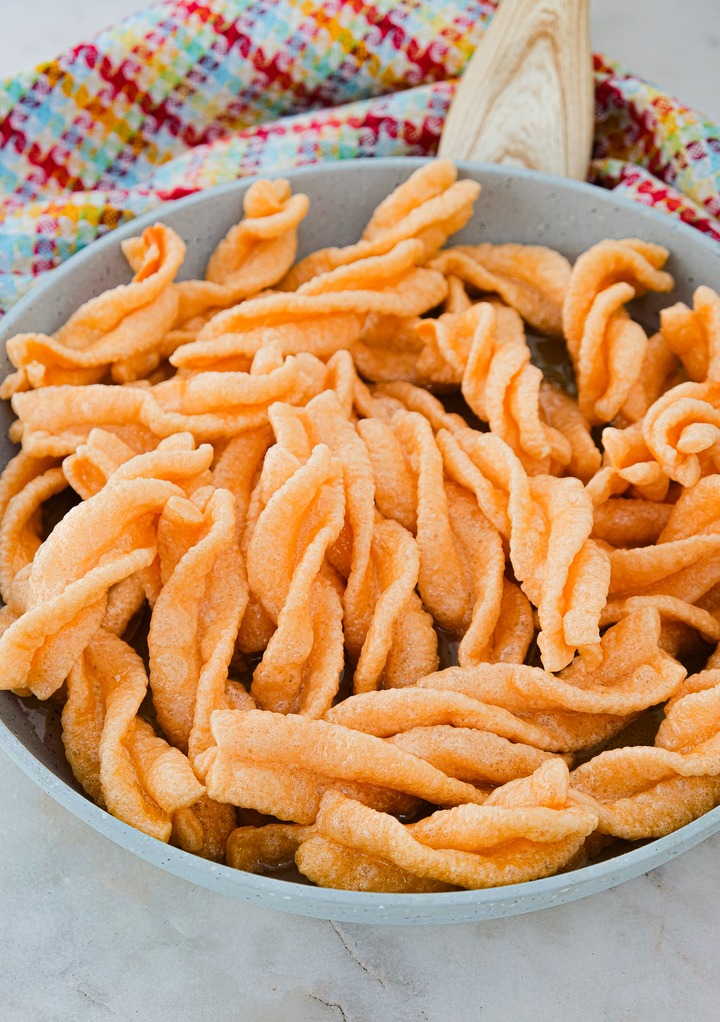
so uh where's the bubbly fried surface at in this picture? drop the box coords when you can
[4,161,720,893]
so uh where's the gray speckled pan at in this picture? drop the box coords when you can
[2,159,720,925]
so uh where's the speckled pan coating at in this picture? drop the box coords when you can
[2,159,720,925]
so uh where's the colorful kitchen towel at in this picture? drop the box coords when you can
[0,0,718,314]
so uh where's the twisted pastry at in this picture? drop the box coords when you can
[438,426,608,671]
[389,410,506,666]
[149,487,249,757]
[0,493,162,698]
[387,726,562,787]
[326,687,568,751]
[62,629,204,842]
[172,178,310,328]
[256,393,438,695]
[195,709,488,824]
[413,608,684,752]
[458,302,573,475]
[596,380,720,502]
[173,238,445,374]
[266,392,375,659]
[0,438,216,698]
[561,238,674,424]
[296,761,597,891]
[365,302,598,479]
[246,443,345,715]
[10,346,337,454]
[1,224,186,393]
[428,242,572,337]
[352,517,438,694]
[0,462,66,602]
[283,160,480,289]
[571,670,720,839]
[603,474,720,621]
[660,285,720,383]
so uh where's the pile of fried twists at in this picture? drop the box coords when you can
[2,160,720,892]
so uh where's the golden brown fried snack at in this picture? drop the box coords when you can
[388,726,562,786]
[609,533,720,603]
[537,382,601,482]
[10,166,720,892]
[195,709,488,823]
[661,285,720,383]
[247,443,345,714]
[357,416,417,532]
[211,426,273,541]
[295,835,455,893]
[569,668,720,840]
[0,466,188,697]
[63,630,204,841]
[562,238,674,424]
[458,303,571,475]
[428,242,572,336]
[438,425,608,670]
[170,794,238,862]
[353,518,426,693]
[2,224,186,393]
[414,609,684,752]
[326,688,567,751]
[303,762,596,890]
[226,823,313,873]
[267,392,376,658]
[283,160,479,288]
[0,463,66,602]
[592,497,671,548]
[173,178,309,327]
[615,330,680,426]
[178,239,447,372]
[10,349,330,454]
[600,595,720,644]
[487,580,535,665]
[390,411,505,647]
[645,381,720,487]
[149,487,246,756]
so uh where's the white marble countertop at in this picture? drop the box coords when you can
[3,3,720,1020]
[2,747,720,1020]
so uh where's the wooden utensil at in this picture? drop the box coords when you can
[439,0,593,180]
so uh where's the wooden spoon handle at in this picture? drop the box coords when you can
[439,0,593,180]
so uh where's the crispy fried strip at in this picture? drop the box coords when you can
[10,351,329,454]
[226,823,314,873]
[428,243,571,336]
[198,709,488,810]
[357,416,417,532]
[571,678,720,842]
[561,238,674,424]
[310,781,596,889]
[170,794,238,862]
[149,489,246,755]
[458,303,571,474]
[247,444,345,713]
[0,544,155,698]
[391,411,471,633]
[174,179,309,326]
[353,518,422,694]
[284,162,479,288]
[62,630,204,841]
[2,224,186,393]
[295,835,454,892]
[388,726,562,786]
[326,689,568,751]
[661,285,720,383]
[268,392,375,658]
[0,466,67,601]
